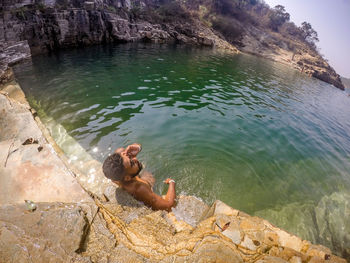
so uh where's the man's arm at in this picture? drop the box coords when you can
[134,178,176,211]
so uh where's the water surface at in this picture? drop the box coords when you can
[14,44,350,256]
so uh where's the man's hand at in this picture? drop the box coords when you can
[163,178,175,184]
[135,177,176,211]
[125,143,142,158]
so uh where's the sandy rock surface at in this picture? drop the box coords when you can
[0,81,90,205]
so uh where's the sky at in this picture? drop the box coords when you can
[264,0,350,78]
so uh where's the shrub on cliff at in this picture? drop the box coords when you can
[157,2,192,22]
[299,22,319,50]
[130,1,191,24]
[211,15,244,45]
[211,0,255,23]
[268,5,290,31]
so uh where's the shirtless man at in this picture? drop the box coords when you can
[102,143,176,211]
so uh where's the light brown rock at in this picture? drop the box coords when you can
[289,256,302,263]
[240,217,266,232]
[307,244,331,259]
[241,235,258,251]
[0,202,93,263]
[186,236,243,263]
[275,229,304,252]
[256,255,289,263]
[0,90,90,205]
[264,231,280,246]
[213,200,240,216]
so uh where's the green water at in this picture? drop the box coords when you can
[14,44,350,256]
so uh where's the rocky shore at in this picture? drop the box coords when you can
[238,26,345,90]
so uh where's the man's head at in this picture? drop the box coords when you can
[103,143,142,182]
[102,152,125,181]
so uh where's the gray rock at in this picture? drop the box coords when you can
[83,1,95,10]
[223,228,241,245]
[42,0,57,7]
[2,41,31,66]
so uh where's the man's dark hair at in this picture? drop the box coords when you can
[102,153,125,181]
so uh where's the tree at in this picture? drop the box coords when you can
[280,22,300,37]
[213,0,243,15]
[300,21,319,45]
[268,5,290,31]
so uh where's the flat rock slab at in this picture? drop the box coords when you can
[0,87,90,205]
[0,202,93,263]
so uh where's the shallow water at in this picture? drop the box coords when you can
[14,44,350,255]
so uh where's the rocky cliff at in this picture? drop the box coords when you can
[237,25,345,90]
[0,0,235,54]
[0,0,345,90]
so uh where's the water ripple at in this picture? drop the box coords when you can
[14,44,350,217]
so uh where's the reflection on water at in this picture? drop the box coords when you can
[14,43,350,258]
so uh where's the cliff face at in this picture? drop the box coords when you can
[238,25,345,90]
[1,0,344,90]
[0,0,235,55]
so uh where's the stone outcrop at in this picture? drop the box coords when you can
[0,41,31,85]
[0,195,347,263]
[0,202,93,262]
[239,25,344,90]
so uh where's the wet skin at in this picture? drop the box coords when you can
[113,143,176,211]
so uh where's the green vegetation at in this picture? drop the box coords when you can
[268,5,290,31]
[211,15,243,44]
[299,21,319,48]
[138,1,192,23]
[55,0,70,10]
[27,96,47,119]
[11,2,50,18]
[11,6,28,19]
